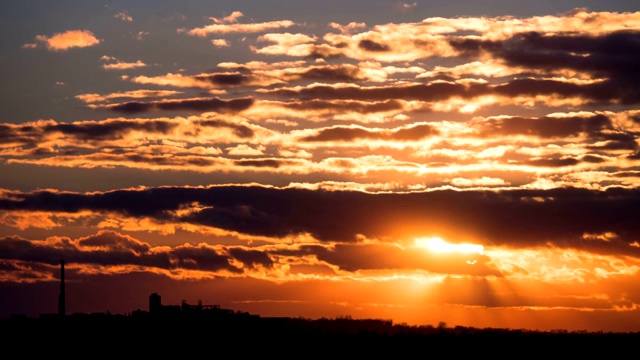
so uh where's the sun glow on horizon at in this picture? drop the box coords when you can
[415,237,484,255]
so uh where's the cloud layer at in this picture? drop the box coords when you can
[3,5,640,332]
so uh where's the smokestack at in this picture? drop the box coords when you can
[58,259,65,317]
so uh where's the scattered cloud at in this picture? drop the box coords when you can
[212,39,230,47]
[75,90,183,103]
[4,7,640,332]
[134,31,149,40]
[114,11,133,22]
[212,11,244,24]
[397,2,418,11]
[28,29,101,51]
[101,56,147,70]
[182,14,296,36]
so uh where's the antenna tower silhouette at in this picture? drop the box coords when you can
[58,259,65,317]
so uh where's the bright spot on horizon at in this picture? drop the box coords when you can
[415,237,484,255]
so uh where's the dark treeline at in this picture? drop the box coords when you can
[2,304,639,356]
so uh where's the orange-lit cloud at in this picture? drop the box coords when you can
[76,90,183,103]
[183,17,295,36]
[1,106,638,191]
[101,56,147,70]
[212,11,244,24]
[4,7,640,332]
[1,185,639,252]
[90,96,254,114]
[29,29,101,51]
[212,39,230,47]
[128,72,283,89]
[328,22,366,34]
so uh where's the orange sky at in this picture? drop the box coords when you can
[1,1,640,332]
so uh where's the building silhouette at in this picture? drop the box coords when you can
[149,292,161,313]
[148,292,225,317]
[3,285,638,354]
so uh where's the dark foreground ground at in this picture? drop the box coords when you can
[2,311,638,357]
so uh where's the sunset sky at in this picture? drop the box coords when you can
[2,0,640,332]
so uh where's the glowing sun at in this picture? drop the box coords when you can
[414,237,484,255]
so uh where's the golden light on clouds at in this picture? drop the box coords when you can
[30,29,101,51]
[2,4,640,333]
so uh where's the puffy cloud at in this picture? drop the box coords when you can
[30,29,101,51]
[212,39,230,47]
[101,58,147,70]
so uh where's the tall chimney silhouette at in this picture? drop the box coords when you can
[58,259,65,317]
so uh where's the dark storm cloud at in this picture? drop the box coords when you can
[197,119,254,138]
[587,133,638,150]
[451,30,640,79]
[358,39,390,52]
[0,119,177,146]
[146,64,367,88]
[283,99,404,113]
[0,232,168,268]
[78,231,152,254]
[269,76,638,104]
[107,97,254,114]
[301,127,378,142]
[0,118,255,149]
[0,125,14,143]
[2,186,640,257]
[492,78,625,104]
[0,124,35,145]
[525,157,580,167]
[0,259,53,280]
[0,231,243,273]
[627,151,640,160]
[614,171,640,178]
[299,66,362,82]
[169,245,241,272]
[446,37,501,56]
[269,82,479,101]
[30,147,55,155]
[522,154,608,168]
[282,243,498,275]
[234,159,282,168]
[476,114,612,138]
[300,124,439,142]
[451,30,640,103]
[501,31,640,83]
[228,247,274,268]
[44,120,177,140]
[194,73,252,86]
[476,114,639,154]
[580,155,606,163]
[306,44,344,59]
[392,124,441,140]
